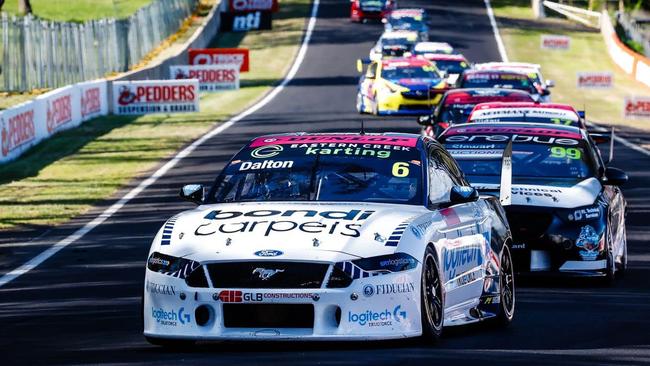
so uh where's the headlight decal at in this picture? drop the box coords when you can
[161,215,180,246]
[147,252,201,279]
[335,253,419,279]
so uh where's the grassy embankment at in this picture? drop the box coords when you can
[0,0,311,230]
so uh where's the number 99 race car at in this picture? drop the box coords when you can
[143,132,515,346]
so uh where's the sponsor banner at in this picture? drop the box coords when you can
[229,0,279,12]
[541,35,570,50]
[362,282,415,297]
[249,135,419,147]
[577,72,613,89]
[151,306,191,327]
[348,305,407,327]
[78,79,108,121]
[0,101,38,163]
[217,290,316,303]
[37,85,82,136]
[624,96,650,119]
[171,64,240,91]
[189,48,250,72]
[113,80,199,115]
[220,11,272,32]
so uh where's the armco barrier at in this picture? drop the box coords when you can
[601,10,650,89]
[0,79,109,164]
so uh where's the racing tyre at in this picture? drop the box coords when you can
[604,228,616,284]
[616,229,628,278]
[421,246,444,342]
[492,245,515,327]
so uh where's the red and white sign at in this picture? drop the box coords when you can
[170,64,240,91]
[78,80,108,121]
[1,101,37,161]
[624,96,650,119]
[577,72,613,89]
[541,35,570,50]
[189,48,250,72]
[113,80,200,115]
[229,0,278,12]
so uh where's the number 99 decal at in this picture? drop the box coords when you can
[550,146,582,159]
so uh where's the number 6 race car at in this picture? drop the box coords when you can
[143,132,515,346]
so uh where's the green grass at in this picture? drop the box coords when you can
[0,0,311,230]
[1,0,151,21]
[491,0,650,129]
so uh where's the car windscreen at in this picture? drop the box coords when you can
[470,116,581,128]
[382,65,439,80]
[381,37,415,47]
[440,131,595,183]
[208,136,424,205]
[389,17,424,30]
[437,93,534,124]
[428,59,469,74]
[469,109,581,127]
[360,0,387,8]
[461,73,536,94]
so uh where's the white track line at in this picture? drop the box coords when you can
[484,0,509,62]
[483,0,650,158]
[0,0,320,288]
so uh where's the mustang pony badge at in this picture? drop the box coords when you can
[252,268,285,280]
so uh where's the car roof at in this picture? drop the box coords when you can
[471,102,578,113]
[414,42,453,52]
[418,53,467,61]
[463,69,530,77]
[444,88,534,97]
[381,30,419,39]
[249,132,425,149]
[475,62,541,70]
[390,8,425,16]
[441,122,585,141]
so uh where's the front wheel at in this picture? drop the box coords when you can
[492,245,515,327]
[421,246,444,342]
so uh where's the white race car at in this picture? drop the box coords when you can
[143,132,515,346]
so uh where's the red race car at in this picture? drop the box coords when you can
[350,0,395,23]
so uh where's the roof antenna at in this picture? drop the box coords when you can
[360,120,366,135]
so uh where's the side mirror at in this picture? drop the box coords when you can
[545,79,555,88]
[417,115,432,126]
[180,184,205,204]
[449,186,479,204]
[603,167,628,186]
[590,133,610,145]
[356,59,363,73]
[578,110,585,119]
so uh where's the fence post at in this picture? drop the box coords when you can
[533,0,546,19]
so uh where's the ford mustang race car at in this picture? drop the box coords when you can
[474,62,554,102]
[458,70,543,101]
[356,57,448,115]
[369,30,420,61]
[383,8,429,41]
[143,132,516,346]
[468,102,586,129]
[439,123,628,279]
[350,0,394,23]
[416,88,535,137]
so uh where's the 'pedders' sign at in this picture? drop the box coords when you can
[1,103,36,158]
[46,93,73,134]
[113,80,200,115]
[229,0,278,12]
[189,48,250,72]
[171,64,240,91]
[624,96,650,119]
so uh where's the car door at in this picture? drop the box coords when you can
[427,146,488,310]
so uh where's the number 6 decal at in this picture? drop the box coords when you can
[392,162,410,177]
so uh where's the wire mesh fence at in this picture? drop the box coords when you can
[0,0,197,92]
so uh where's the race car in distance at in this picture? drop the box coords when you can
[417,88,535,137]
[350,0,394,23]
[474,62,554,102]
[458,70,543,101]
[439,123,628,279]
[383,8,429,41]
[356,57,448,115]
[413,41,455,55]
[412,53,470,85]
[369,30,420,61]
[468,102,586,129]
[143,133,516,345]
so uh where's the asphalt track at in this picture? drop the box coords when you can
[2,0,650,365]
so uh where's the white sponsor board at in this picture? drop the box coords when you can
[635,59,650,88]
[624,96,650,119]
[170,64,240,92]
[113,80,200,115]
[0,101,39,163]
[541,35,570,50]
[577,72,613,89]
[78,80,109,121]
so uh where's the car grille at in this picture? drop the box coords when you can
[223,304,314,328]
[205,262,329,289]
[506,210,553,242]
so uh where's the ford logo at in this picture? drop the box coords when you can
[254,249,283,257]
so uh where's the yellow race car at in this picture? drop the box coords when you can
[356,57,448,116]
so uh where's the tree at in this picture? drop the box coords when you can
[18,0,32,14]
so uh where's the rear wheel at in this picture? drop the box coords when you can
[421,246,444,342]
[493,245,515,327]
